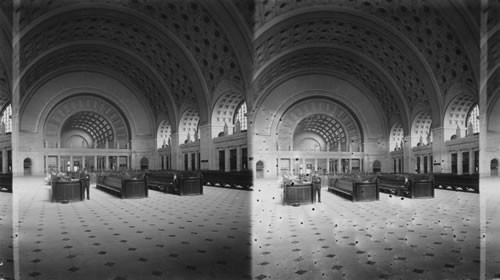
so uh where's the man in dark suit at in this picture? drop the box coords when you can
[81,169,91,200]
[312,171,322,203]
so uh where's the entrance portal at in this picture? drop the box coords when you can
[491,159,498,176]
[256,160,264,178]
[23,158,32,176]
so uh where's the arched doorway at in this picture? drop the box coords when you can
[24,158,32,176]
[491,159,498,176]
[256,160,264,178]
[373,160,381,173]
[140,157,149,170]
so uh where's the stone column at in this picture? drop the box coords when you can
[170,132,181,170]
[431,127,446,173]
[225,148,230,172]
[457,151,463,175]
[104,156,109,171]
[326,158,330,174]
[469,149,475,174]
[403,135,413,173]
[314,158,318,171]
[420,155,424,173]
[428,154,432,174]
[237,146,242,171]
[198,123,213,170]
[2,148,7,173]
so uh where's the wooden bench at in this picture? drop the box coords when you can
[96,174,148,199]
[328,177,379,202]
[146,172,177,193]
[0,173,12,193]
[51,179,84,202]
[377,174,434,198]
[146,171,203,195]
[201,170,253,190]
[433,173,479,193]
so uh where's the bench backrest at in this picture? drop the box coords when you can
[377,175,408,186]
[103,176,123,189]
[333,179,354,192]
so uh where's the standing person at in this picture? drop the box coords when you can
[81,169,91,200]
[312,171,322,203]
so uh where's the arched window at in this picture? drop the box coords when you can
[389,123,404,151]
[0,104,12,133]
[157,120,172,149]
[140,157,149,170]
[466,104,479,134]
[234,102,247,131]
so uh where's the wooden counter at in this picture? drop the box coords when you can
[52,180,83,202]
[283,183,313,205]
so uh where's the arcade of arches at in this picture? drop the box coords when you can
[2,1,490,178]
[0,0,500,280]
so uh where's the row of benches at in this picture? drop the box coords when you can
[48,170,253,201]
[49,170,476,202]
[94,170,253,199]
[201,170,253,190]
[433,173,479,193]
[327,174,443,202]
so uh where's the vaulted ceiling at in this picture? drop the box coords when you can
[16,0,254,126]
[6,0,488,133]
[0,0,12,112]
[253,0,480,128]
[487,1,500,102]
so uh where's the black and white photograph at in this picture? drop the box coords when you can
[0,0,499,279]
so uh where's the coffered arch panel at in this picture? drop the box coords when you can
[277,97,363,152]
[20,44,178,125]
[43,94,130,146]
[18,6,209,124]
[0,2,11,112]
[253,8,479,128]
[253,47,407,121]
[21,72,154,138]
[254,1,478,96]
[179,108,200,144]
[17,1,252,118]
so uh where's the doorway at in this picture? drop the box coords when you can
[23,158,32,176]
[373,160,381,173]
[256,160,264,178]
[491,159,498,176]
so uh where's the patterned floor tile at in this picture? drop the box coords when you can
[17,176,252,279]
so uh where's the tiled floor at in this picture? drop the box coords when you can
[16,176,251,280]
[252,179,480,280]
[482,176,500,279]
[12,176,485,279]
[0,190,13,280]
